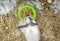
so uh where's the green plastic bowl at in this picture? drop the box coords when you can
[18,4,36,21]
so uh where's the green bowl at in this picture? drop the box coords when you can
[18,4,36,21]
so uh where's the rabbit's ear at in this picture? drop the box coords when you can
[27,16,36,24]
[25,16,31,24]
[32,19,36,23]
[25,15,36,24]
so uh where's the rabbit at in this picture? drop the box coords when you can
[18,15,40,41]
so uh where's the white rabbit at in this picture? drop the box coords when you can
[18,15,40,41]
